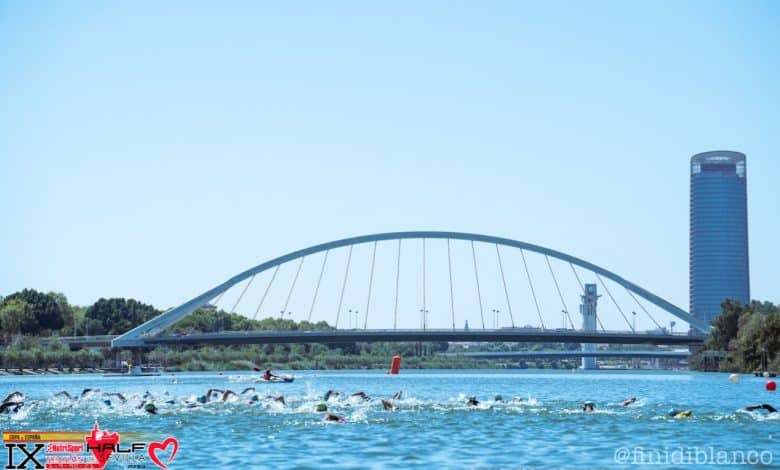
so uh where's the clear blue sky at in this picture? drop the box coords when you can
[1,1,777,327]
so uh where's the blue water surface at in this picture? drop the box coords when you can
[1,370,777,468]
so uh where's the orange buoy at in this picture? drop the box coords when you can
[389,355,401,374]
[767,380,777,391]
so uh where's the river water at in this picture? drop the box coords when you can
[1,370,777,468]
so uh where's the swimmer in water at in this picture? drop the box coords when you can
[393,391,402,400]
[668,408,692,418]
[323,390,340,401]
[467,396,479,406]
[0,391,25,414]
[381,399,397,411]
[351,391,370,401]
[314,403,344,422]
[266,395,286,406]
[143,403,158,414]
[582,402,595,412]
[136,400,158,414]
[81,388,100,398]
[745,404,777,413]
[622,397,637,407]
[194,389,226,404]
[324,413,345,422]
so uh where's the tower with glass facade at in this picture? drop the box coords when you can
[690,151,750,324]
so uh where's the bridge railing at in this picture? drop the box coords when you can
[154,328,699,337]
[39,335,117,345]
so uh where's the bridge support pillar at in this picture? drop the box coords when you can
[580,284,599,370]
[130,349,143,375]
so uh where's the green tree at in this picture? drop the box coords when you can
[706,299,743,351]
[50,292,74,335]
[85,298,160,335]
[696,300,780,372]
[0,299,28,339]
[2,289,66,334]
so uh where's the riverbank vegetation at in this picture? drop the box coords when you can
[0,289,572,371]
[0,288,698,372]
[691,300,780,372]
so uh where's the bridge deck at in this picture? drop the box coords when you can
[443,350,691,359]
[142,329,704,346]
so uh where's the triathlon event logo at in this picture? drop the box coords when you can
[3,421,179,469]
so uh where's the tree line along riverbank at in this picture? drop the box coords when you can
[0,289,776,373]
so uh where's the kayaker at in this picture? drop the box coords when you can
[263,369,279,381]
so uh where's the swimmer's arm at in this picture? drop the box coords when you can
[54,391,75,401]
[104,392,127,402]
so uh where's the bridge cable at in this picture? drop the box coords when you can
[307,250,329,323]
[447,238,456,330]
[422,238,426,329]
[211,290,226,309]
[393,240,401,330]
[364,242,377,329]
[471,241,486,329]
[569,262,585,291]
[495,244,516,327]
[280,256,305,319]
[595,273,635,332]
[624,287,663,330]
[520,249,546,330]
[336,245,353,329]
[569,262,606,332]
[230,274,256,314]
[252,265,280,320]
[546,255,575,329]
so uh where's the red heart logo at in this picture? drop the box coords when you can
[147,437,179,470]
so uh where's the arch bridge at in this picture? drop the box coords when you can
[113,231,708,348]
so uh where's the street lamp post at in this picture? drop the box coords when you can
[491,309,500,329]
[348,309,359,329]
[632,311,637,332]
[419,309,429,330]
[670,321,676,334]
[561,309,567,329]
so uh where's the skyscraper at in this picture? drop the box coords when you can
[690,151,750,324]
